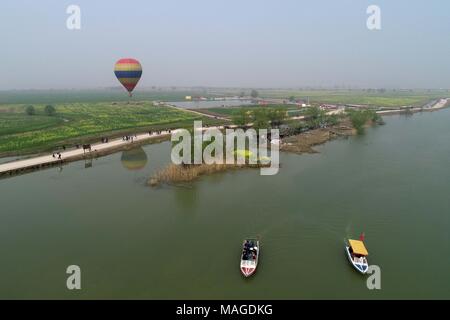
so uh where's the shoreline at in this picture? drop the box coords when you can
[280,127,355,155]
[1,99,448,179]
[1,98,446,159]
[375,98,449,116]
[280,98,448,155]
[0,132,171,179]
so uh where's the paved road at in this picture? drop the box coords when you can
[0,125,233,174]
[0,131,172,174]
[377,98,448,115]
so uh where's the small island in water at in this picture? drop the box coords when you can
[148,107,384,186]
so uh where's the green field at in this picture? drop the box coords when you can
[1,89,447,156]
[203,104,298,118]
[0,102,222,156]
[1,88,446,107]
[0,89,201,104]
[259,89,448,108]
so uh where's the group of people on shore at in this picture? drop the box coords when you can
[122,134,137,142]
[51,129,176,159]
[148,129,172,136]
[52,152,62,160]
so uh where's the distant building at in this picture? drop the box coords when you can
[185,96,192,100]
[319,104,338,110]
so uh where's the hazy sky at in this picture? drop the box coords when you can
[1,0,450,89]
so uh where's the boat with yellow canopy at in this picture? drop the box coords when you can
[345,238,369,274]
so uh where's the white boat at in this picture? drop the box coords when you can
[345,239,369,274]
[240,239,259,277]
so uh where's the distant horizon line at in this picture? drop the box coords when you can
[1,86,449,92]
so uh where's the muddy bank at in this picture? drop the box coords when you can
[280,121,355,154]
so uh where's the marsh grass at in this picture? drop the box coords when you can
[149,162,268,186]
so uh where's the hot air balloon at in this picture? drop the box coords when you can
[114,58,142,97]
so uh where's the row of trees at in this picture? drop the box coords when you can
[231,106,383,136]
[231,106,343,135]
[304,106,339,129]
[25,105,56,116]
[231,107,287,130]
[237,90,259,98]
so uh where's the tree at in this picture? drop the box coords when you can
[327,114,339,126]
[348,110,367,135]
[231,108,251,126]
[250,89,259,98]
[347,109,378,135]
[44,104,56,116]
[371,111,383,123]
[252,108,269,130]
[266,108,287,128]
[25,105,35,116]
[289,96,296,102]
[305,106,326,129]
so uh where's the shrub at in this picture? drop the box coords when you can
[348,109,378,135]
[25,105,35,116]
[44,105,56,116]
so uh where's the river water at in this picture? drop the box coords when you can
[1,109,449,299]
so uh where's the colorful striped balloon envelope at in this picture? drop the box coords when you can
[114,58,142,97]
